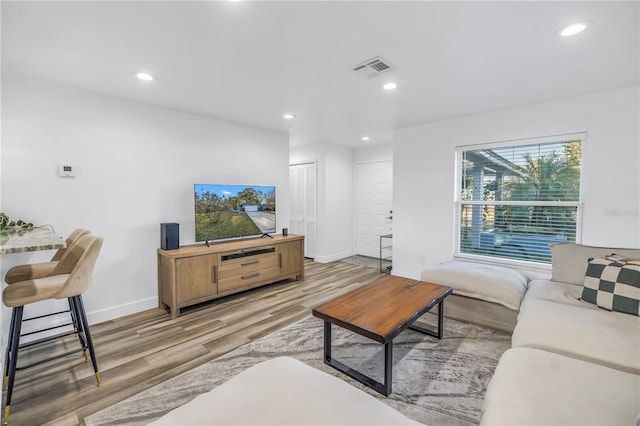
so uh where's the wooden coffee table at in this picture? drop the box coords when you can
[312,275,452,396]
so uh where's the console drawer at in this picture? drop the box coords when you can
[218,266,279,294]
[218,253,277,279]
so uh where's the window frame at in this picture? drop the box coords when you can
[454,132,585,268]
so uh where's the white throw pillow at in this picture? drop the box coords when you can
[550,243,640,286]
[420,260,529,310]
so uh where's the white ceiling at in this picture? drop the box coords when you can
[2,1,638,147]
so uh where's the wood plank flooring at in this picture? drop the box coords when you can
[4,259,384,426]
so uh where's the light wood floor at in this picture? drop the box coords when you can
[4,259,384,426]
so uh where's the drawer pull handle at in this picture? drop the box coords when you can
[242,272,260,280]
[241,260,260,267]
[279,253,282,268]
[212,265,218,284]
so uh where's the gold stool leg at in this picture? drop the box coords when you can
[95,371,102,387]
[3,404,9,425]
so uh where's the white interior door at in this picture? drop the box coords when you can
[289,163,316,258]
[355,161,393,258]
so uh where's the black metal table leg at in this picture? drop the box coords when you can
[323,321,332,363]
[322,320,394,396]
[437,298,444,339]
[383,341,393,396]
[408,299,445,339]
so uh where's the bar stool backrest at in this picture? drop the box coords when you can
[50,232,91,276]
[55,235,103,299]
[51,228,91,262]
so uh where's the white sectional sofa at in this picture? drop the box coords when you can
[151,243,638,425]
[421,243,640,425]
[150,356,421,425]
[420,259,530,332]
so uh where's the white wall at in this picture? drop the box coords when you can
[290,144,354,262]
[1,76,290,331]
[354,143,393,163]
[393,86,640,279]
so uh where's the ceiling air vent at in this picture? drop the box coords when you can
[352,56,394,79]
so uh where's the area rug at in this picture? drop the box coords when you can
[85,314,510,426]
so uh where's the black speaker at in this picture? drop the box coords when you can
[161,223,179,250]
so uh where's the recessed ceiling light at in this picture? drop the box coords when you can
[559,21,591,37]
[361,136,370,141]
[283,113,295,120]
[383,82,397,90]
[135,72,156,81]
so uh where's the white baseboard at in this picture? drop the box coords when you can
[388,269,417,280]
[313,250,354,264]
[87,296,158,325]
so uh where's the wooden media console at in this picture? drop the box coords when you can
[158,234,304,319]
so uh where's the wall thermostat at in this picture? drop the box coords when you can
[58,165,76,177]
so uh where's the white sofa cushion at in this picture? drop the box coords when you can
[524,279,583,305]
[550,243,640,286]
[149,357,422,425]
[420,260,529,310]
[512,297,640,374]
[480,347,640,426]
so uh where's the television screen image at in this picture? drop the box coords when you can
[194,184,276,242]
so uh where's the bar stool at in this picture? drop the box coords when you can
[4,229,91,343]
[4,228,90,284]
[2,234,103,425]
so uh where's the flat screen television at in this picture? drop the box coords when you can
[194,184,276,243]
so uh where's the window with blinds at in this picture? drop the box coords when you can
[455,134,584,264]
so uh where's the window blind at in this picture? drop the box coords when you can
[456,136,583,264]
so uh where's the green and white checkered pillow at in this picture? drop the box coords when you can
[581,255,640,316]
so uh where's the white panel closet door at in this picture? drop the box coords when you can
[355,161,393,258]
[290,166,304,237]
[289,163,316,258]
